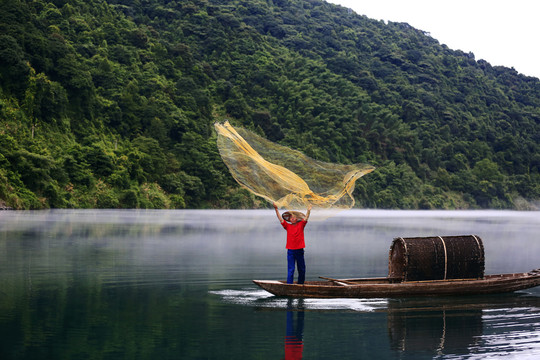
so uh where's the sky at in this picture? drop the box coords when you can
[326,0,540,79]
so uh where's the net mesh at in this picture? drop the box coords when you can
[215,121,374,211]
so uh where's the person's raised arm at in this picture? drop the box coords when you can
[273,203,284,223]
[305,204,312,221]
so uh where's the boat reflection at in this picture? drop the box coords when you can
[387,303,483,355]
[212,288,540,358]
[386,294,540,357]
[284,299,305,360]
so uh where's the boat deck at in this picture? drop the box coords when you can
[253,270,540,298]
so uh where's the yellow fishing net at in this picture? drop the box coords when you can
[215,121,375,212]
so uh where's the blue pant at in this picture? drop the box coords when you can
[287,249,306,284]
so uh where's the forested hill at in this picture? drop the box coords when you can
[1,0,539,210]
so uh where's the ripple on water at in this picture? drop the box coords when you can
[461,307,540,358]
[209,288,388,312]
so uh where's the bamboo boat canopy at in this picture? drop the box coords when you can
[389,235,485,282]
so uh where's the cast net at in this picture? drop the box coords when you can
[215,121,374,212]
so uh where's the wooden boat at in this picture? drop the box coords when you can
[254,235,540,298]
[253,270,540,298]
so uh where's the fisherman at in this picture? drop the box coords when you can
[273,202,312,284]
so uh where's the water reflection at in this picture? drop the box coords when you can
[284,299,304,360]
[212,289,540,358]
[386,295,540,358]
[387,301,483,356]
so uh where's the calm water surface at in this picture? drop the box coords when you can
[0,209,539,359]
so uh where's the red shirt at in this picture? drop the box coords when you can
[281,220,307,249]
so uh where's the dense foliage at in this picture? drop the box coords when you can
[0,0,539,209]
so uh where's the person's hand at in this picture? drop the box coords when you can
[273,202,278,209]
[308,204,312,211]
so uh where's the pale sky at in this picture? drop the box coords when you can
[326,0,540,79]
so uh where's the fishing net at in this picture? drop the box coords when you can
[215,121,374,212]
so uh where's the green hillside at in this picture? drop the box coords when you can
[1,0,539,210]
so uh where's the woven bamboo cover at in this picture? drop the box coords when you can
[388,235,485,282]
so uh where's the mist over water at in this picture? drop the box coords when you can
[0,209,539,359]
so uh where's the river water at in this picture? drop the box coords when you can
[0,209,539,359]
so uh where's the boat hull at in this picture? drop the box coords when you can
[253,270,540,298]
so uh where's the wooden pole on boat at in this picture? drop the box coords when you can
[318,276,356,286]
